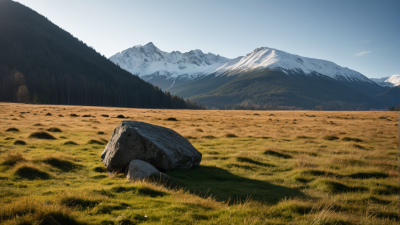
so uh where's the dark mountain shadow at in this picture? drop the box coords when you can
[166,165,304,204]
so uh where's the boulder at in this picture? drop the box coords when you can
[126,160,169,182]
[101,121,202,171]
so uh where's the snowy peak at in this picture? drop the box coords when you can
[211,47,371,82]
[109,43,229,78]
[385,75,400,86]
[371,75,400,87]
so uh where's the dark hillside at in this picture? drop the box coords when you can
[189,70,389,110]
[0,0,205,109]
[375,86,399,107]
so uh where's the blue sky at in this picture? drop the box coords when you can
[15,0,399,78]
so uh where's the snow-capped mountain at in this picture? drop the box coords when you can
[109,42,229,79]
[371,75,400,87]
[208,47,372,83]
[109,43,375,91]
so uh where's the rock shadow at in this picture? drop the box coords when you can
[167,165,304,204]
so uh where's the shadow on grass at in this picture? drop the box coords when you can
[167,166,304,204]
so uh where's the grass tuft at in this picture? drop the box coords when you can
[87,139,105,145]
[64,141,78,145]
[236,157,274,167]
[40,156,79,172]
[352,144,366,150]
[2,153,26,166]
[13,140,26,145]
[323,135,339,140]
[166,117,178,121]
[347,172,388,179]
[116,115,125,118]
[60,194,100,209]
[225,133,237,138]
[263,149,292,159]
[13,163,51,180]
[342,137,363,142]
[0,197,81,225]
[28,131,56,140]
[311,179,368,194]
[6,128,19,132]
[202,135,216,139]
[47,127,62,132]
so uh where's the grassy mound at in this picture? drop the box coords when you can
[202,135,216,139]
[60,195,100,209]
[87,139,105,145]
[13,164,51,180]
[6,128,19,132]
[64,141,78,145]
[236,157,274,167]
[28,131,56,140]
[2,153,26,166]
[225,133,237,138]
[263,149,292,159]
[92,166,107,173]
[352,144,367,150]
[342,137,363,142]
[323,135,339,141]
[166,117,178,121]
[0,198,82,225]
[40,157,79,172]
[347,172,388,179]
[47,127,62,132]
[110,185,168,198]
[116,115,125,118]
[311,179,368,194]
[13,140,26,145]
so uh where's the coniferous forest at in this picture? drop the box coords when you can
[0,0,206,109]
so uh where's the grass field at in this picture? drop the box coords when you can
[0,103,398,224]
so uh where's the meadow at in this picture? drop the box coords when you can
[0,102,398,224]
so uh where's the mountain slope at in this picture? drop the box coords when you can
[375,86,400,107]
[0,0,204,109]
[185,69,389,110]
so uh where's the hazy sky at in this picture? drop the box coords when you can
[15,0,399,78]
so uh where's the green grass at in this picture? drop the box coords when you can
[0,105,398,224]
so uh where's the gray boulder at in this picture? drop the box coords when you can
[126,159,169,182]
[101,121,202,171]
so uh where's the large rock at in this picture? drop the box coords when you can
[126,160,169,182]
[101,121,202,171]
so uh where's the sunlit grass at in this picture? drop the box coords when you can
[0,103,398,224]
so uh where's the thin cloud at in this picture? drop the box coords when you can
[355,51,372,56]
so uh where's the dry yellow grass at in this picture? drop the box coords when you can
[0,102,398,224]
